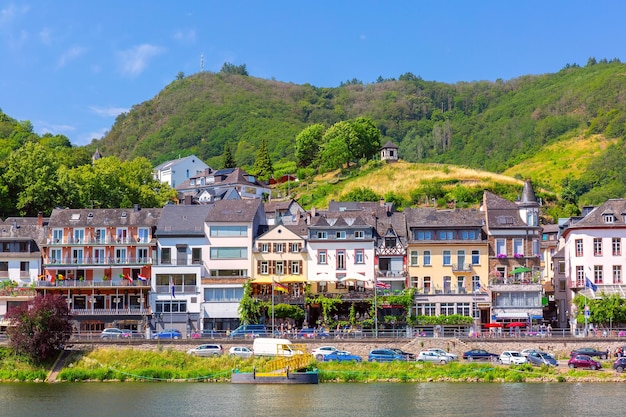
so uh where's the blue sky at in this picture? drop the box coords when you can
[1,1,625,146]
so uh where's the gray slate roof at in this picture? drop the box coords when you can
[156,205,213,236]
[404,208,485,228]
[205,199,262,223]
[48,207,161,228]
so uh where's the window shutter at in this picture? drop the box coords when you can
[272,243,276,253]
[298,243,302,252]
[299,260,303,272]
[257,262,261,274]
[288,261,292,274]
[270,260,275,274]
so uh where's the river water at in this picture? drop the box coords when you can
[0,382,619,417]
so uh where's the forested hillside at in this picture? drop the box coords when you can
[92,59,626,204]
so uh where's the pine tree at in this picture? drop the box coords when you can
[222,143,236,168]
[253,139,273,181]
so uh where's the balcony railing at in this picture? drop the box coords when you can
[376,270,406,278]
[47,237,151,245]
[70,307,148,316]
[154,285,198,295]
[34,279,151,288]
[44,256,153,266]
[452,263,472,272]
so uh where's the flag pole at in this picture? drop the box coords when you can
[374,280,378,338]
[271,275,275,337]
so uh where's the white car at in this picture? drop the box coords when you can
[499,351,527,365]
[520,348,541,357]
[427,348,458,361]
[417,351,450,364]
[229,346,254,358]
[311,346,340,360]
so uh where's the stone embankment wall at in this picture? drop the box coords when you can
[82,336,626,359]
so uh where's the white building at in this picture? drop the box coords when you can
[153,155,210,188]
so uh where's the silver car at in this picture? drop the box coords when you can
[186,344,223,357]
[229,346,253,358]
[416,351,450,364]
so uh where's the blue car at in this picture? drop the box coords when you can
[323,351,362,362]
[368,348,406,362]
[153,329,182,339]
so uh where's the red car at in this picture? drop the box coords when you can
[568,354,602,370]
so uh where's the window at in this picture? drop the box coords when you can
[559,280,566,291]
[336,250,345,270]
[410,276,419,288]
[496,239,506,256]
[161,248,171,264]
[424,303,436,316]
[472,275,480,292]
[115,228,127,243]
[156,300,187,313]
[355,230,364,239]
[336,231,346,239]
[593,238,602,256]
[385,237,396,247]
[137,228,150,243]
[457,276,465,293]
[52,229,63,243]
[423,250,431,266]
[275,243,284,253]
[210,226,247,237]
[614,265,622,284]
[318,250,327,264]
[20,261,29,272]
[290,243,300,253]
[317,231,327,239]
[471,250,480,265]
[204,287,244,302]
[50,248,62,263]
[443,276,451,293]
[532,240,540,257]
[260,243,269,253]
[210,247,247,259]
[115,248,126,263]
[423,276,431,294]
[576,265,584,287]
[290,261,300,275]
[457,250,466,269]
[74,229,85,243]
[458,303,470,316]
[275,261,284,275]
[443,250,451,265]
[192,248,202,264]
[575,239,583,257]
[604,214,615,224]
[410,250,418,266]
[437,230,454,240]
[413,230,433,240]
[558,261,565,274]
[440,303,455,315]
[94,228,106,243]
[594,265,603,284]
[513,239,523,256]
[354,249,364,264]
[260,261,269,275]
[613,238,621,256]
[460,230,478,240]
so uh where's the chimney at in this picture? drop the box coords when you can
[38,212,43,227]
[311,206,316,218]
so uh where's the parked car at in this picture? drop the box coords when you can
[297,328,329,339]
[229,346,254,358]
[368,348,406,362]
[153,329,182,340]
[526,351,558,367]
[568,354,602,370]
[229,324,267,338]
[463,349,498,362]
[499,351,528,365]
[390,348,417,361]
[569,348,609,359]
[427,348,458,361]
[613,357,626,372]
[100,328,131,339]
[520,348,541,357]
[311,346,339,360]
[187,344,223,357]
[323,351,362,362]
[416,351,450,364]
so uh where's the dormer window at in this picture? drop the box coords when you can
[604,214,615,224]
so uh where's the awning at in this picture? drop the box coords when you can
[510,267,532,274]
[251,276,274,284]
[495,312,530,319]
[279,275,306,283]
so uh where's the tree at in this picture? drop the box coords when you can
[253,139,274,181]
[220,62,248,76]
[176,72,185,80]
[222,143,236,169]
[319,121,354,170]
[341,187,380,202]
[238,280,263,324]
[295,124,325,167]
[6,295,73,364]
[349,117,381,161]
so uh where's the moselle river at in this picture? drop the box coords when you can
[0,382,622,417]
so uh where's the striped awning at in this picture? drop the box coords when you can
[279,275,306,283]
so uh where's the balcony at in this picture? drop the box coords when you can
[44,256,153,267]
[451,263,472,272]
[47,237,152,246]
[154,285,198,295]
[69,307,149,316]
[33,279,151,289]
[376,270,406,278]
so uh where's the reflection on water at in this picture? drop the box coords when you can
[0,382,618,417]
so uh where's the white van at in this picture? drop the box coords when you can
[252,338,301,357]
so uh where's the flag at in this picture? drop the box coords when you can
[47,274,54,284]
[170,277,176,298]
[273,281,289,292]
[375,280,391,289]
[119,273,133,283]
[57,274,64,281]
[137,274,148,282]
[585,277,598,292]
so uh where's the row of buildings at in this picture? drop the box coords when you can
[0,153,621,337]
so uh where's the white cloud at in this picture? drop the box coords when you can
[89,106,129,117]
[38,122,76,135]
[117,44,165,77]
[173,28,196,44]
[0,4,29,28]
[57,46,86,68]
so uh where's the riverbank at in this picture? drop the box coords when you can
[49,346,626,383]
